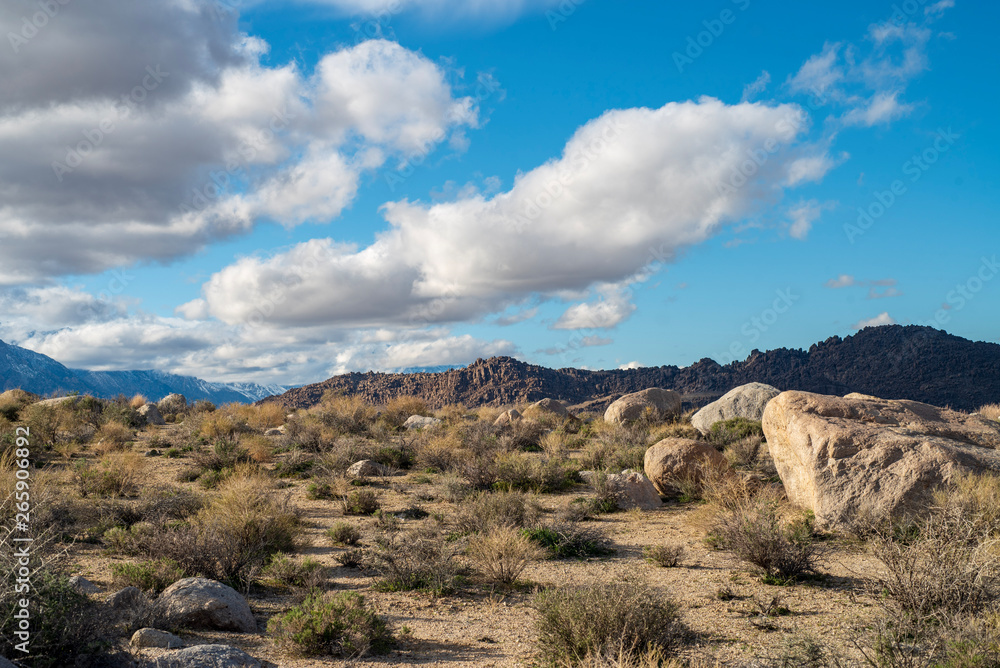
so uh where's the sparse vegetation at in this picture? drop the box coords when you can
[268,591,393,657]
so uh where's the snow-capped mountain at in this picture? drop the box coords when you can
[0,339,291,404]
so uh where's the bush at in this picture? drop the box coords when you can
[453,490,542,535]
[978,403,1000,421]
[712,499,817,581]
[75,453,146,497]
[380,395,429,430]
[643,544,685,568]
[268,591,393,658]
[723,436,764,469]
[533,576,683,666]
[707,418,765,448]
[263,554,325,589]
[327,521,361,546]
[468,525,545,585]
[93,421,135,454]
[316,393,378,436]
[523,524,612,560]
[368,525,464,595]
[199,409,249,440]
[101,399,144,429]
[341,489,381,516]
[0,389,35,422]
[110,558,186,594]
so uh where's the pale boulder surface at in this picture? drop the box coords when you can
[525,398,571,419]
[691,382,780,435]
[644,438,727,496]
[493,408,522,427]
[153,645,260,668]
[153,578,256,633]
[762,391,1000,528]
[404,415,442,430]
[139,403,166,426]
[605,388,682,425]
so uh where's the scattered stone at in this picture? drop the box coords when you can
[605,389,682,425]
[264,426,286,436]
[153,645,261,668]
[644,438,728,496]
[139,403,166,426]
[763,391,1000,528]
[131,628,184,649]
[691,383,781,435]
[158,394,188,414]
[153,578,256,633]
[404,415,442,430]
[493,409,522,427]
[525,398,571,419]
[107,586,146,609]
[69,575,101,595]
[347,459,391,477]
[145,449,161,457]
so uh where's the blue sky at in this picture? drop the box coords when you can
[0,0,996,384]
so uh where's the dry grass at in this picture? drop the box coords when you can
[199,408,250,440]
[241,434,274,463]
[979,403,1000,421]
[128,394,149,409]
[93,421,135,454]
[468,525,546,585]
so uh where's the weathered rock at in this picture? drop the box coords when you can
[347,460,390,477]
[69,575,101,594]
[153,645,261,668]
[644,438,728,496]
[107,586,146,609]
[844,392,881,401]
[493,408,522,427]
[691,383,780,435]
[131,627,184,649]
[264,426,286,436]
[158,394,188,414]
[525,398,571,419]
[762,391,1000,528]
[581,469,663,510]
[139,403,166,426]
[153,578,256,633]
[404,415,442,430]
[35,396,79,408]
[605,389,682,425]
[145,449,161,457]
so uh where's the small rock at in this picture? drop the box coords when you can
[153,645,261,668]
[69,575,101,594]
[264,427,285,436]
[404,415,442,430]
[139,403,166,426]
[107,586,147,609]
[644,438,728,496]
[347,459,390,477]
[153,578,256,633]
[525,398,571,419]
[145,449,161,457]
[131,628,184,649]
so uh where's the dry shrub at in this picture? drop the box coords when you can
[233,402,287,432]
[22,402,61,446]
[315,393,378,436]
[723,436,764,469]
[368,525,465,595]
[341,489,381,516]
[93,421,135,454]
[494,452,578,494]
[268,591,393,658]
[435,403,469,422]
[453,490,542,535]
[499,418,546,451]
[415,438,459,472]
[240,434,274,463]
[317,436,377,472]
[0,389,35,421]
[199,408,250,440]
[76,453,146,497]
[643,544,685,568]
[712,496,817,582]
[327,521,361,546]
[476,405,505,424]
[579,424,649,472]
[533,575,683,666]
[128,394,149,409]
[468,525,545,585]
[978,403,1000,421]
[380,395,429,429]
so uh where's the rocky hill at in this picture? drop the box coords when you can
[262,326,1000,413]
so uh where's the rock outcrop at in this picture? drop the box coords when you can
[691,382,780,434]
[139,403,166,426]
[762,391,1000,528]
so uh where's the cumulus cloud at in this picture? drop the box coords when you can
[842,91,914,127]
[0,0,478,286]
[787,200,825,240]
[853,312,897,329]
[187,97,834,331]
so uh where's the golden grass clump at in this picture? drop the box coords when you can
[381,395,430,428]
[241,434,274,463]
[129,394,149,409]
[979,403,1000,422]
[93,421,135,454]
[0,389,35,421]
[199,407,249,440]
[468,525,545,585]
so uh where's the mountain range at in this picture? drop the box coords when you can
[0,339,289,404]
[262,326,1000,413]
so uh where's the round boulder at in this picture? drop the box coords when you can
[347,459,390,477]
[604,389,682,425]
[158,394,188,414]
[153,578,256,633]
[493,408,522,427]
[525,398,571,419]
[153,645,260,668]
[403,415,442,430]
[644,438,727,496]
[691,382,780,435]
[131,628,184,649]
[139,403,166,426]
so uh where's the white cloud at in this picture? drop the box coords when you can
[741,71,771,103]
[787,200,824,240]
[287,0,560,23]
[826,275,859,289]
[842,91,914,127]
[0,12,478,286]
[789,43,844,96]
[853,312,897,330]
[925,0,955,18]
[190,97,834,331]
[618,361,642,370]
[553,285,637,330]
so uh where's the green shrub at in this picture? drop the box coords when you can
[523,524,612,559]
[341,489,381,516]
[327,521,361,546]
[263,554,325,589]
[268,591,393,657]
[493,453,578,494]
[533,576,682,666]
[110,558,186,594]
[712,499,817,581]
[707,417,764,448]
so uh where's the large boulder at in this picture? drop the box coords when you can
[525,398,571,419]
[605,389,682,425]
[493,408,522,427]
[580,470,663,510]
[153,645,260,668]
[691,383,780,435]
[643,438,727,496]
[158,394,188,414]
[153,578,256,633]
[762,391,1000,528]
[139,403,166,426]
[403,415,442,430]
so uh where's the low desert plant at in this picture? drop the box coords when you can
[468,525,545,585]
[75,453,146,498]
[453,490,542,535]
[493,452,578,494]
[533,575,683,666]
[268,591,393,657]
[643,544,685,568]
[341,489,381,516]
[327,521,361,546]
[706,418,765,448]
[368,525,464,595]
[110,558,186,594]
[723,436,764,469]
[315,392,379,436]
[523,523,612,559]
[978,403,1000,422]
[93,421,135,454]
[712,498,817,581]
[263,554,325,589]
